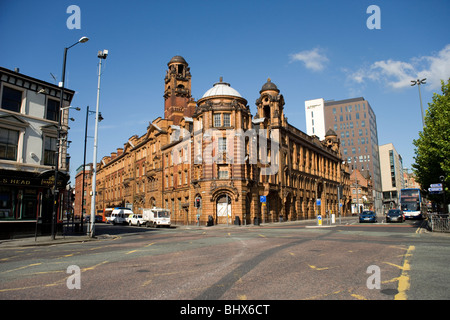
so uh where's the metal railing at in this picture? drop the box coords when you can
[428,213,450,233]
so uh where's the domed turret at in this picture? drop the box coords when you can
[325,128,337,137]
[260,78,280,94]
[168,55,187,66]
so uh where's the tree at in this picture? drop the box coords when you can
[412,78,450,208]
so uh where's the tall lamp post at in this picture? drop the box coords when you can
[52,36,89,240]
[80,106,103,232]
[411,78,426,128]
[89,49,108,238]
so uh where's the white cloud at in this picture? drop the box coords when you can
[370,60,416,88]
[417,44,450,89]
[290,48,329,71]
[347,44,450,91]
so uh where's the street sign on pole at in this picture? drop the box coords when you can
[316,199,321,206]
[260,196,266,203]
[429,187,443,192]
[430,183,443,188]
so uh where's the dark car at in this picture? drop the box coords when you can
[84,215,104,223]
[359,210,377,223]
[386,209,405,223]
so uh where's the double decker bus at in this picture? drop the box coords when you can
[400,188,426,219]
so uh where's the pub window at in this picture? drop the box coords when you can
[46,98,60,122]
[1,86,23,113]
[44,136,57,165]
[0,127,19,161]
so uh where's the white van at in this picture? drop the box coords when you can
[107,207,133,225]
[142,208,171,227]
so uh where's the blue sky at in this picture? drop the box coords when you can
[1,0,449,184]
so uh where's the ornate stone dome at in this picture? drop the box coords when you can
[260,78,279,93]
[168,55,187,65]
[325,128,337,137]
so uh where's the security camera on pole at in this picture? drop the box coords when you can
[89,49,108,238]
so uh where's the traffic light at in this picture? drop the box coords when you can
[195,197,201,208]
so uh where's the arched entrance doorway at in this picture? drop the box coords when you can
[216,194,232,224]
[267,191,281,223]
[245,194,251,225]
[284,193,292,222]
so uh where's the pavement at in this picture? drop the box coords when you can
[0,232,111,248]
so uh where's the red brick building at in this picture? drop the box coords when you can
[76,56,351,225]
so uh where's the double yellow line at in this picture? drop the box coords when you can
[395,245,415,300]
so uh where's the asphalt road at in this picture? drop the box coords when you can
[1,217,449,306]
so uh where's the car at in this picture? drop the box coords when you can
[128,214,146,226]
[359,210,377,223]
[386,209,405,223]
[84,215,103,223]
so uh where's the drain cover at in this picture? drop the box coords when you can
[381,288,399,295]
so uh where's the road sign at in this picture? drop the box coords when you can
[316,199,321,206]
[430,183,443,188]
[260,196,266,203]
[429,187,443,192]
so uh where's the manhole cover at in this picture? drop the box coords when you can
[381,288,399,295]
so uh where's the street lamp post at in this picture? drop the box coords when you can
[80,106,102,232]
[52,36,88,240]
[89,49,108,238]
[411,78,426,128]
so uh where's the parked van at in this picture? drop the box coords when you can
[142,208,171,227]
[107,207,133,225]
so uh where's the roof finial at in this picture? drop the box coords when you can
[220,76,223,82]
[267,77,271,82]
